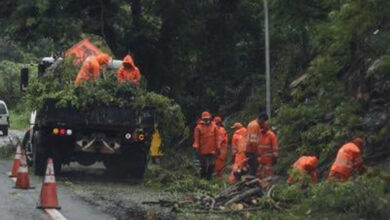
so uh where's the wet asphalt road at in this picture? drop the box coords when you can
[0,161,115,220]
[0,131,176,220]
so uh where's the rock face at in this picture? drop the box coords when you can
[363,56,390,161]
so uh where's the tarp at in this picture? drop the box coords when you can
[65,39,104,66]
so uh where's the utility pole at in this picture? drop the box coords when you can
[264,0,271,118]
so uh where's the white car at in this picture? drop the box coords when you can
[0,100,9,136]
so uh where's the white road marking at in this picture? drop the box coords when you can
[45,209,67,220]
[8,172,68,220]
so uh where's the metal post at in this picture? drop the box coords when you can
[264,0,271,118]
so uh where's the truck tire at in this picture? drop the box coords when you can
[3,128,8,136]
[128,148,147,179]
[32,131,48,176]
[104,146,147,178]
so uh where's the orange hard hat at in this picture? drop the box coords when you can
[97,54,110,65]
[231,122,243,129]
[201,111,212,119]
[214,116,222,124]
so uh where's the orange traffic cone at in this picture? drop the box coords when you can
[9,144,22,177]
[15,150,33,189]
[37,158,60,209]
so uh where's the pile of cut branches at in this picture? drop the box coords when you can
[144,177,290,214]
[194,177,285,213]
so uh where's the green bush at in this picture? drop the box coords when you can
[297,178,389,219]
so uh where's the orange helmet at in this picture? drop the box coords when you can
[201,111,212,120]
[231,122,243,129]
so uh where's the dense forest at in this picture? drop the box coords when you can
[0,0,389,218]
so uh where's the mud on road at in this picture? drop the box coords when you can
[0,130,179,220]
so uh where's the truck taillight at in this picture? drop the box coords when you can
[53,128,73,136]
[138,134,145,141]
[53,128,59,134]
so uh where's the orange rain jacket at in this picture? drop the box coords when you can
[229,127,248,182]
[215,124,228,177]
[193,121,220,155]
[328,141,364,181]
[257,129,278,158]
[288,156,318,184]
[75,54,110,85]
[217,126,228,158]
[232,127,247,155]
[246,119,261,153]
[256,127,278,179]
[117,55,141,85]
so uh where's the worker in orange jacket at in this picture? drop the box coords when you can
[214,116,228,178]
[229,122,248,183]
[328,137,365,182]
[246,112,269,176]
[75,54,111,85]
[257,123,278,180]
[287,156,318,184]
[231,122,246,161]
[117,54,141,85]
[193,112,220,180]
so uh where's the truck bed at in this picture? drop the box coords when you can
[36,99,152,130]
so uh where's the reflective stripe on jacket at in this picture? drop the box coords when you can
[258,130,278,158]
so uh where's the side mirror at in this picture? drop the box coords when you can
[20,68,29,92]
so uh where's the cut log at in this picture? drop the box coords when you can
[224,187,262,206]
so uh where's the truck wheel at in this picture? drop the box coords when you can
[3,128,8,136]
[128,149,147,179]
[33,131,48,176]
[103,147,147,179]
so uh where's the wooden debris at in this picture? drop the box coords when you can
[144,177,287,214]
[193,177,283,213]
